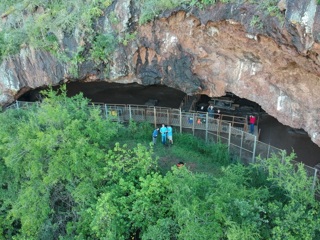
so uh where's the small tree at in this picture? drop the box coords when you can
[0,87,120,239]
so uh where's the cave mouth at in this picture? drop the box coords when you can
[17,81,187,109]
[195,93,264,117]
[195,92,320,167]
[17,82,320,166]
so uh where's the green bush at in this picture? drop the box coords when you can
[125,120,154,142]
[173,133,230,165]
[0,0,109,61]
[90,33,117,64]
[0,90,319,239]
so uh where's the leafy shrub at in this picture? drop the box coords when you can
[250,15,263,29]
[90,33,117,63]
[173,133,230,165]
[1,91,319,239]
[0,0,108,61]
[124,120,154,142]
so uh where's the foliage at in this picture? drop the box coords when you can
[90,33,117,64]
[121,32,137,46]
[173,133,230,166]
[249,0,285,24]
[81,143,160,239]
[0,0,112,65]
[138,0,284,25]
[253,152,320,239]
[138,0,191,25]
[0,0,286,70]
[124,120,154,142]
[0,92,319,239]
[259,0,284,23]
[57,46,86,77]
[0,86,120,239]
[250,15,263,30]
[109,11,120,25]
[138,0,217,25]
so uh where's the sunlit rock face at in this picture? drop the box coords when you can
[0,0,320,147]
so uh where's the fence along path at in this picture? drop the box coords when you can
[5,101,320,195]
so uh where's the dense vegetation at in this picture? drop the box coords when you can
[0,0,286,74]
[0,88,319,239]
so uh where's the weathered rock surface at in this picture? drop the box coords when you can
[1,0,320,147]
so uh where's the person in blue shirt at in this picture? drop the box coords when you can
[152,127,159,145]
[167,125,173,145]
[160,124,167,145]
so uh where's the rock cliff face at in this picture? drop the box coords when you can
[1,0,320,147]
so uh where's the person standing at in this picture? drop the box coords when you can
[167,125,173,145]
[152,127,159,145]
[249,115,256,134]
[160,124,167,145]
[207,105,214,118]
[216,109,221,118]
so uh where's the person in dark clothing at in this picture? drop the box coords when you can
[152,127,159,145]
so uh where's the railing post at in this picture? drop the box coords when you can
[240,131,243,160]
[192,113,195,136]
[205,113,208,143]
[267,144,270,159]
[167,109,169,125]
[252,135,257,163]
[228,123,231,153]
[179,108,182,134]
[216,118,219,142]
[312,168,318,191]
[129,105,132,120]
[117,107,120,123]
[153,107,156,128]
[105,104,108,119]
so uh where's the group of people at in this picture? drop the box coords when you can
[152,124,173,145]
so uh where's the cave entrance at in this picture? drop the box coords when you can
[17,84,320,167]
[194,92,263,134]
[195,92,263,116]
[194,92,320,167]
[17,82,187,109]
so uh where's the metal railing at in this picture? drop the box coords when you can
[4,100,319,194]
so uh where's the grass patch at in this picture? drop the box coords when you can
[114,121,231,175]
